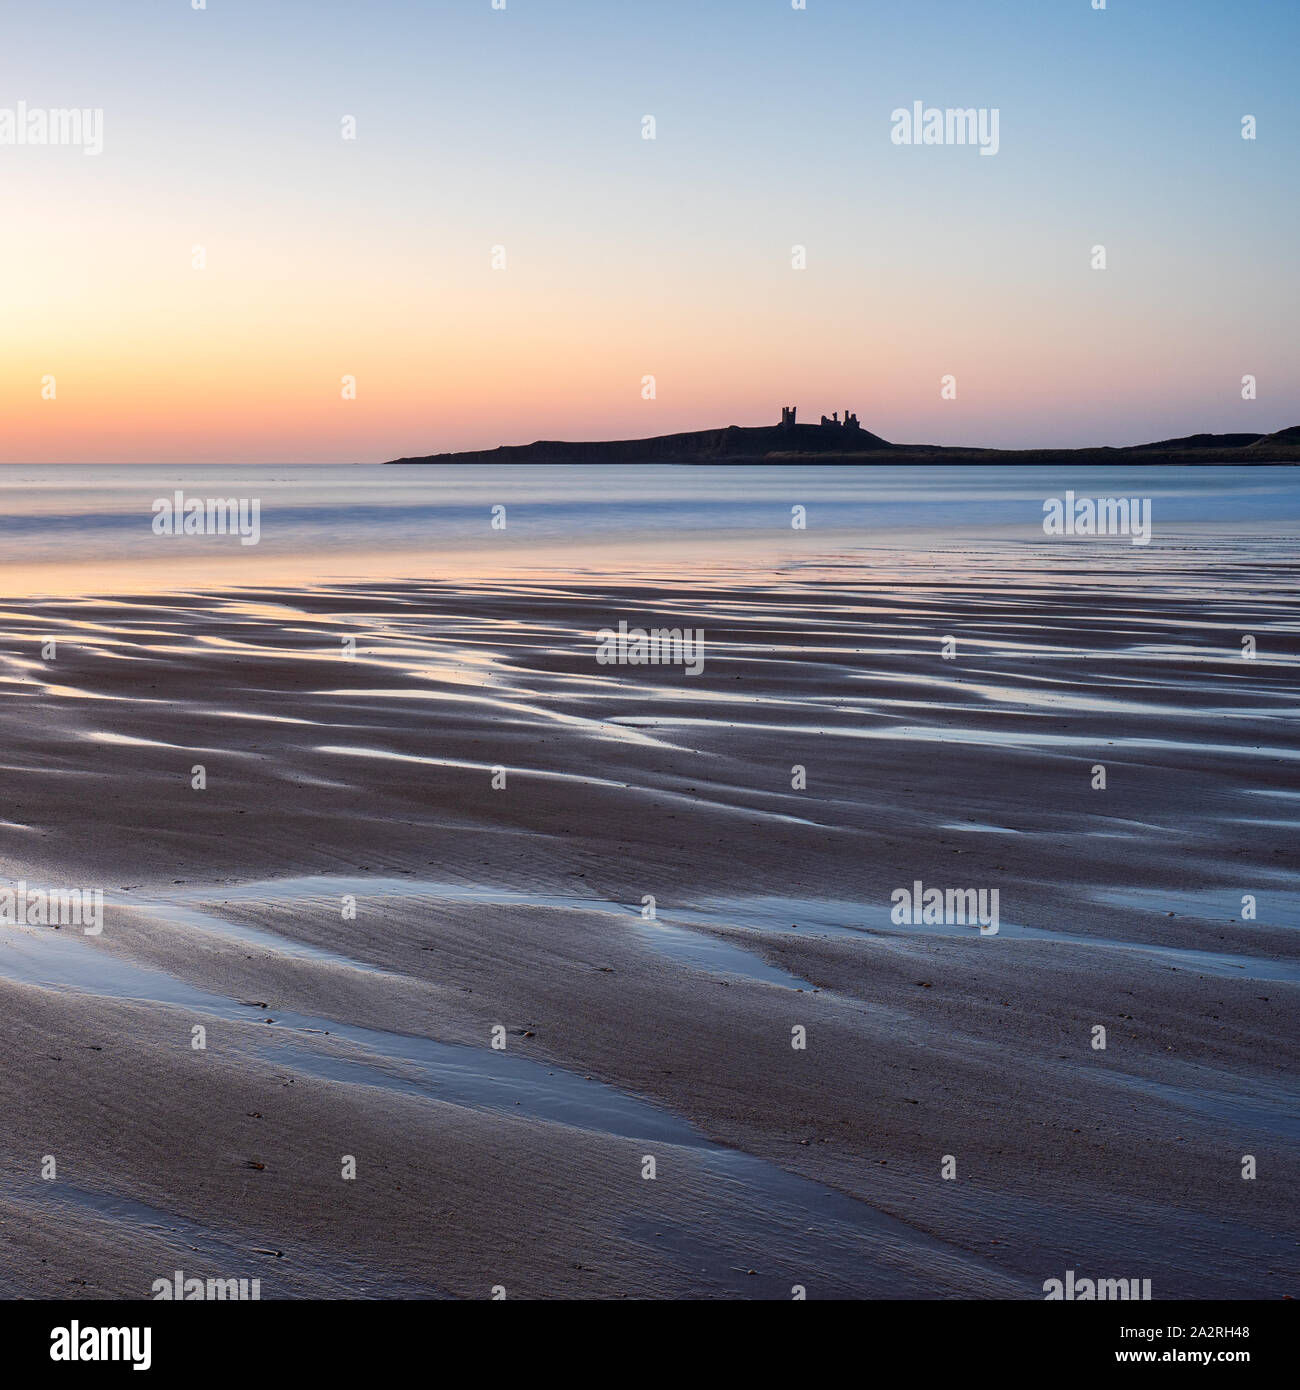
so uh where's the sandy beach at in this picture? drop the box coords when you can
[1,522,1295,1299]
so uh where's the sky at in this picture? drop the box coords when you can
[1,0,1296,462]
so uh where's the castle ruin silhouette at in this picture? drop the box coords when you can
[779,405,860,431]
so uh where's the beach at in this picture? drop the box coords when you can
[0,467,1296,1299]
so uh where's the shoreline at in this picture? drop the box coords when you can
[387,451,1300,467]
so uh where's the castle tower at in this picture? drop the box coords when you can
[780,406,796,429]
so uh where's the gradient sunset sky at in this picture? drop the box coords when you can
[2,0,1296,463]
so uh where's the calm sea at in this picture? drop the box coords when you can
[0,463,1295,595]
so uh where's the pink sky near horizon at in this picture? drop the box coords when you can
[1,252,1283,463]
[2,194,1283,462]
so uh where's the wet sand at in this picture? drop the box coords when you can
[0,539,1296,1298]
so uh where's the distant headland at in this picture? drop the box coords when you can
[385,408,1300,466]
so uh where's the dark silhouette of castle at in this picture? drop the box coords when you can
[779,405,860,431]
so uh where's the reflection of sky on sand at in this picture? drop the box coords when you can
[4,526,1295,787]
[1094,886,1300,932]
[607,716,1300,764]
[313,745,826,826]
[49,873,1297,993]
[0,878,1031,1293]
